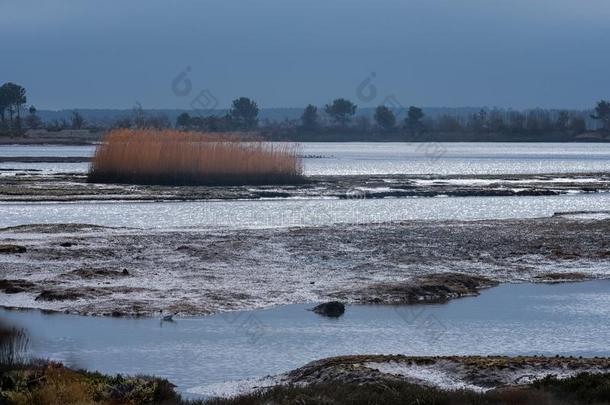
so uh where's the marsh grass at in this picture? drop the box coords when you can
[88,129,305,186]
[0,323,29,369]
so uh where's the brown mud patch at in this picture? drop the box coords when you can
[34,287,112,302]
[0,279,36,294]
[334,273,499,304]
[62,267,131,280]
[534,272,589,283]
[0,245,27,254]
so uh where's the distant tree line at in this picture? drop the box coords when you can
[3,81,609,142]
[110,103,171,130]
[173,96,610,141]
[426,108,588,138]
[300,100,597,136]
[171,97,610,141]
[0,81,92,135]
[591,100,610,132]
[175,97,259,132]
[287,99,609,141]
[0,82,27,134]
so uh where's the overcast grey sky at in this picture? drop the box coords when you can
[1,0,608,110]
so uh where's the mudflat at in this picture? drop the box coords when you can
[0,215,607,316]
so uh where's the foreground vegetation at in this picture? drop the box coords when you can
[1,322,609,404]
[208,374,610,405]
[2,363,609,404]
[0,322,189,405]
[88,129,304,186]
[1,361,183,405]
[178,99,610,142]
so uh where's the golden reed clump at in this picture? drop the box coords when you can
[88,129,304,186]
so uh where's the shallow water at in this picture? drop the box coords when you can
[1,281,609,396]
[1,142,610,175]
[0,145,95,158]
[1,193,610,229]
[301,142,610,175]
[0,162,89,174]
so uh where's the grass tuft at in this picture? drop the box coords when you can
[0,323,29,369]
[88,129,305,186]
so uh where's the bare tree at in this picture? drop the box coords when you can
[591,100,610,131]
[71,111,85,129]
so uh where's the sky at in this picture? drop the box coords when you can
[1,0,609,110]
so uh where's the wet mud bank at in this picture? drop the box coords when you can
[0,215,608,316]
[276,355,610,392]
[0,171,609,202]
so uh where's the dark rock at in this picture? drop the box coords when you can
[60,242,74,247]
[0,245,27,254]
[122,269,130,276]
[312,301,345,317]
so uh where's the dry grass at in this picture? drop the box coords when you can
[29,366,94,405]
[88,129,304,186]
[0,323,29,368]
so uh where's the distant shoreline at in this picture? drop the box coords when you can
[1,134,609,146]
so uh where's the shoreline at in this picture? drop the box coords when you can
[2,137,610,146]
[0,276,606,319]
[267,354,610,391]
